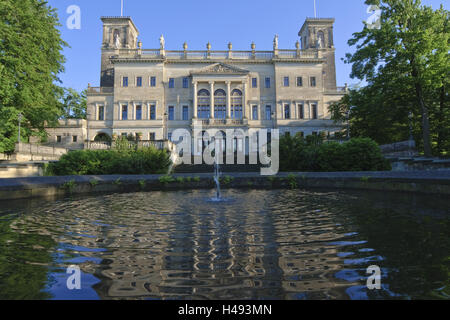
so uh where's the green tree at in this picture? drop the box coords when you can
[59,88,87,120]
[0,0,67,153]
[331,0,449,156]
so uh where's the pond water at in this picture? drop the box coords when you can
[0,189,448,300]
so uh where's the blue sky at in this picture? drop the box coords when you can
[47,0,447,92]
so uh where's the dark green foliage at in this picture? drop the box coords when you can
[46,147,171,176]
[330,1,449,156]
[279,135,391,172]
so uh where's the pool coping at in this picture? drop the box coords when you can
[0,171,450,200]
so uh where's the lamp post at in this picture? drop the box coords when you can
[18,113,23,144]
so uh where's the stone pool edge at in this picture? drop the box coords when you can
[0,171,450,200]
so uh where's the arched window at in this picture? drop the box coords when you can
[214,89,226,119]
[197,89,210,119]
[231,89,243,120]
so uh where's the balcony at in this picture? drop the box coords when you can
[192,119,248,127]
[87,87,114,95]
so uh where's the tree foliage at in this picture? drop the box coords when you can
[330,0,449,156]
[59,88,87,120]
[0,0,67,153]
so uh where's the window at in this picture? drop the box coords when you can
[285,132,291,137]
[73,136,78,143]
[284,77,289,87]
[252,105,258,120]
[169,78,175,88]
[182,106,189,121]
[310,76,316,87]
[150,105,156,120]
[312,103,318,119]
[122,105,128,120]
[198,89,211,119]
[266,106,272,120]
[122,77,128,87]
[168,133,172,141]
[297,77,303,87]
[284,104,291,119]
[265,77,271,88]
[168,106,175,121]
[57,136,62,143]
[121,132,127,138]
[214,89,226,119]
[298,104,304,119]
[98,106,104,121]
[231,89,243,120]
[252,78,258,88]
[183,78,189,89]
[149,132,156,141]
[136,77,142,87]
[136,105,142,120]
[150,76,156,87]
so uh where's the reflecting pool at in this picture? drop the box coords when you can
[0,189,448,300]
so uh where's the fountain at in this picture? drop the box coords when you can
[212,151,222,201]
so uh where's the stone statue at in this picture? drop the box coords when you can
[160,34,165,49]
[273,34,279,49]
[114,32,121,49]
[317,32,325,49]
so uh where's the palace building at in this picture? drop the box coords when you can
[80,16,346,149]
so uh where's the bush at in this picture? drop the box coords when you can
[46,147,171,176]
[280,136,391,172]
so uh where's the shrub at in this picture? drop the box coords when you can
[46,147,171,176]
[279,136,391,172]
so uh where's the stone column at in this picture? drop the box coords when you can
[243,81,248,119]
[209,81,214,119]
[193,81,198,119]
[226,81,231,119]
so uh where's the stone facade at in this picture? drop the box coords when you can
[86,16,346,147]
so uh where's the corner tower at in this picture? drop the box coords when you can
[100,17,139,87]
[299,18,337,90]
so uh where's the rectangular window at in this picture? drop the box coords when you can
[122,105,128,120]
[98,106,104,121]
[182,106,189,121]
[122,77,128,87]
[136,77,142,87]
[297,76,303,87]
[57,136,62,143]
[266,105,272,120]
[265,77,271,88]
[252,105,258,120]
[298,104,304,119]
[169,78,175,88]
[312,103,318,119]
[150,105,156,120]
[149,132,156,141]
[284,104,291,119]
[136,105,142,120]
[168,133,172,142]
[252,78,258,88]
[284,77,289,87]
[150,76,156,87]
[73,136,78,143]
[121,132,127,138]
[183,78,189,89]
[168,106,174,121]
[310,77,316,87]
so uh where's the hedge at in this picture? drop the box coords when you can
[280,136,391,172]
[46,147,171,176]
